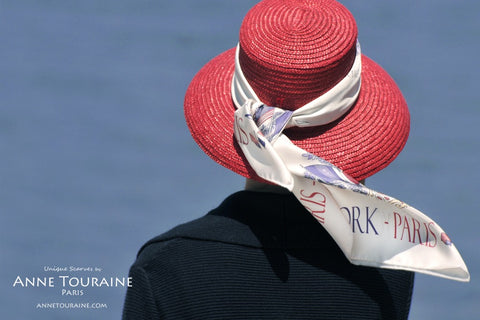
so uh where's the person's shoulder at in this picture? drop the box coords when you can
[132,215,211,266]
[133,193,257,264]
[131,190,291,269]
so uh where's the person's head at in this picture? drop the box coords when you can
[184,0,409,183]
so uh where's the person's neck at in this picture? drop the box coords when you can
[244,178,290,194]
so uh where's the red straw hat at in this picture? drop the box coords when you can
[184,0,410,182]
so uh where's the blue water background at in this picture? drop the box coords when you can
[1,0,478,319]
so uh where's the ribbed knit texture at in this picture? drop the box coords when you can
[123,191,414,319]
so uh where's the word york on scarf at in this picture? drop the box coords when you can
[231,43,469,282]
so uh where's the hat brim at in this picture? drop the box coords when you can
[184,48,410,182]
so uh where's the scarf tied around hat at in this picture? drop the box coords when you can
[232,42,469,282]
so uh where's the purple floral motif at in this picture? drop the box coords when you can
[441,232,453,246]
[253,105,293,142]
[249,132,265,149]
[303,163,368,195]
[305,164,341,183]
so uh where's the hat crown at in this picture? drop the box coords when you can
[239,0,358,110]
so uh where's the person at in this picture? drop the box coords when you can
[122,0,468,319]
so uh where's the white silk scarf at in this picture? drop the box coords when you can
[232,43,470,282]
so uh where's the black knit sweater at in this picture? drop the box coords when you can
[122,191,414,319]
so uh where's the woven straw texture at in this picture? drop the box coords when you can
[184,0,410,182]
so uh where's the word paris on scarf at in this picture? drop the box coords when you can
[232,41,469,281]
